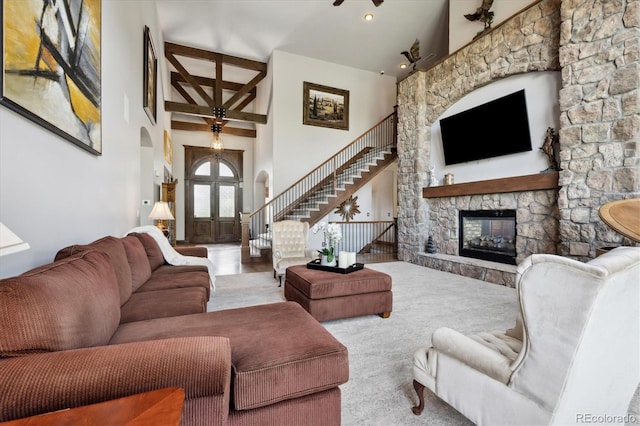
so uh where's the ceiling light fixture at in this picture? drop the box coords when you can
[211,107,226,161]
[400,63,407,69]
[364,13,374,21]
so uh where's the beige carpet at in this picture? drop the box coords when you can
[207,261,639,425]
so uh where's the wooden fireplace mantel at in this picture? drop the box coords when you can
[422,172,559,198]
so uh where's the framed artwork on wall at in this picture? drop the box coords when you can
[163,130,173,164]
[143,25,157,125]
[302,81,349,130]
[0,0,102,155]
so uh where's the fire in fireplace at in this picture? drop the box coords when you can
[459,210,516,265]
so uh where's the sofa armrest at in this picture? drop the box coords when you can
[0,336,231,423]
[432,327,513,384]
[174,245,208,258]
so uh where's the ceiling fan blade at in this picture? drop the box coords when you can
[333,0,345,6]
[372,0,384,6]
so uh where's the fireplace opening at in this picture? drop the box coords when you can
[459,210,516,265]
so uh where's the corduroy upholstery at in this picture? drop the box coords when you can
[0,337,231,425]
[284,265,393,321]
[55,236,133,305]
[110,302,349,411]
[0,235,348,425]
[121,235,153,291]
[129,231,166,270]
[55,234,210,322]
[0,251,121,356]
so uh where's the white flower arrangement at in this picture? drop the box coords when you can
[311,221,342,263]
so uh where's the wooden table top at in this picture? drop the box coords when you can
[599,198,640,242]
[0,387,185,426]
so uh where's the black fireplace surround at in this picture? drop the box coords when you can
[459,210,517,265]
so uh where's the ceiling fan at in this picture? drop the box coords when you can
[333,0,384,6]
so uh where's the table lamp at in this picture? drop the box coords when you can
[0,222,30,256]
[149,201,174,231]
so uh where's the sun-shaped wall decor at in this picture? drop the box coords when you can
[335,195,361,222]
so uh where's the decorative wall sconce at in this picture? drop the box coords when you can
[335,195,361,222]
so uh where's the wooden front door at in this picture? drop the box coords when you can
[185,146,243,244]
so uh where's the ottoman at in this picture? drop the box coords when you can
[284,265,393,322]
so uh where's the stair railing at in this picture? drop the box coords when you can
[244,111,396,260]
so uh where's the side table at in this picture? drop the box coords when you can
[0,387,185,426]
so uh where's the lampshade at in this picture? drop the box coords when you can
[148,201,175,220]
[0,222,30,256]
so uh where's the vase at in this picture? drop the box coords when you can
[320,255,336,267]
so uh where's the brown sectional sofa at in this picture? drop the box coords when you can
[0,233,349,425]
[54,233,212,323]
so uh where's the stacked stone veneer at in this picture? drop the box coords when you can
[557,0,639,258]
[420,190,559,287]
[397,0,639,285]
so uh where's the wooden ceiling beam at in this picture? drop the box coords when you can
[171,73,253,126]
[171,73,255,93]
[222,70,266,111]
[165,42,266,72]
[165,101,267,124]
[166,51,215,109]
[171,120,256,138]
[164,42,268,133]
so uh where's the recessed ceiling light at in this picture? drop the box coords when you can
[400,63,407,69]
[364,13,374,21]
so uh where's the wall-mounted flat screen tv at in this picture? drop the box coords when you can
[439,89,533,165]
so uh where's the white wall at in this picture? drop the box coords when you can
[449,0,535,53]
[430,72,561,185]
[0,1,168,277]
[270,50,397,194]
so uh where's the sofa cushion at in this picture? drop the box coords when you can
[129,232,165,270]
[121,235,152,292]
[109,302,349,410]
[119,287,208,323]
[0,251,121,357]
[137,265,210,299]
[55,236,133,305]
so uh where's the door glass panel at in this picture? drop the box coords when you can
[219,162,234,177]
[195,162,211,176]
[194,184,211,218]
[218,185,235,218]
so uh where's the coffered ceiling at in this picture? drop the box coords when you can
[155,0,450,80]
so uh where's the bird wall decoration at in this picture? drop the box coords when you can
[464,0,495,39]
[401,39,421,70]
[540,127,560,172]
[333,0,383,6]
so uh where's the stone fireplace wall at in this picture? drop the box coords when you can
[397,0,639,283]
[428,190,559,265]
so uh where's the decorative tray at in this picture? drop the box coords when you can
[306,259,364,274]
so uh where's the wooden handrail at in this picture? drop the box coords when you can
[242,112,397,263]
[272,112,396,201]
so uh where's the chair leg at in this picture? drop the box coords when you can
[278,275,282,287]
[412,379,426,415]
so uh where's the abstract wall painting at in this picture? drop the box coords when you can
[1,0,102,155]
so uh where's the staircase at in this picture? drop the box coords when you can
[241,112,397,263]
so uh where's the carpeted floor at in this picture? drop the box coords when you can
[207,261,522,425]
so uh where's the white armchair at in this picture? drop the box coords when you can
[271,220,316,286]
[412,246,640,425]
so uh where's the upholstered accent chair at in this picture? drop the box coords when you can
[271,220,316,286]
[412,246,640,425]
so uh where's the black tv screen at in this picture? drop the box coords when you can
[439,89,532,165]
